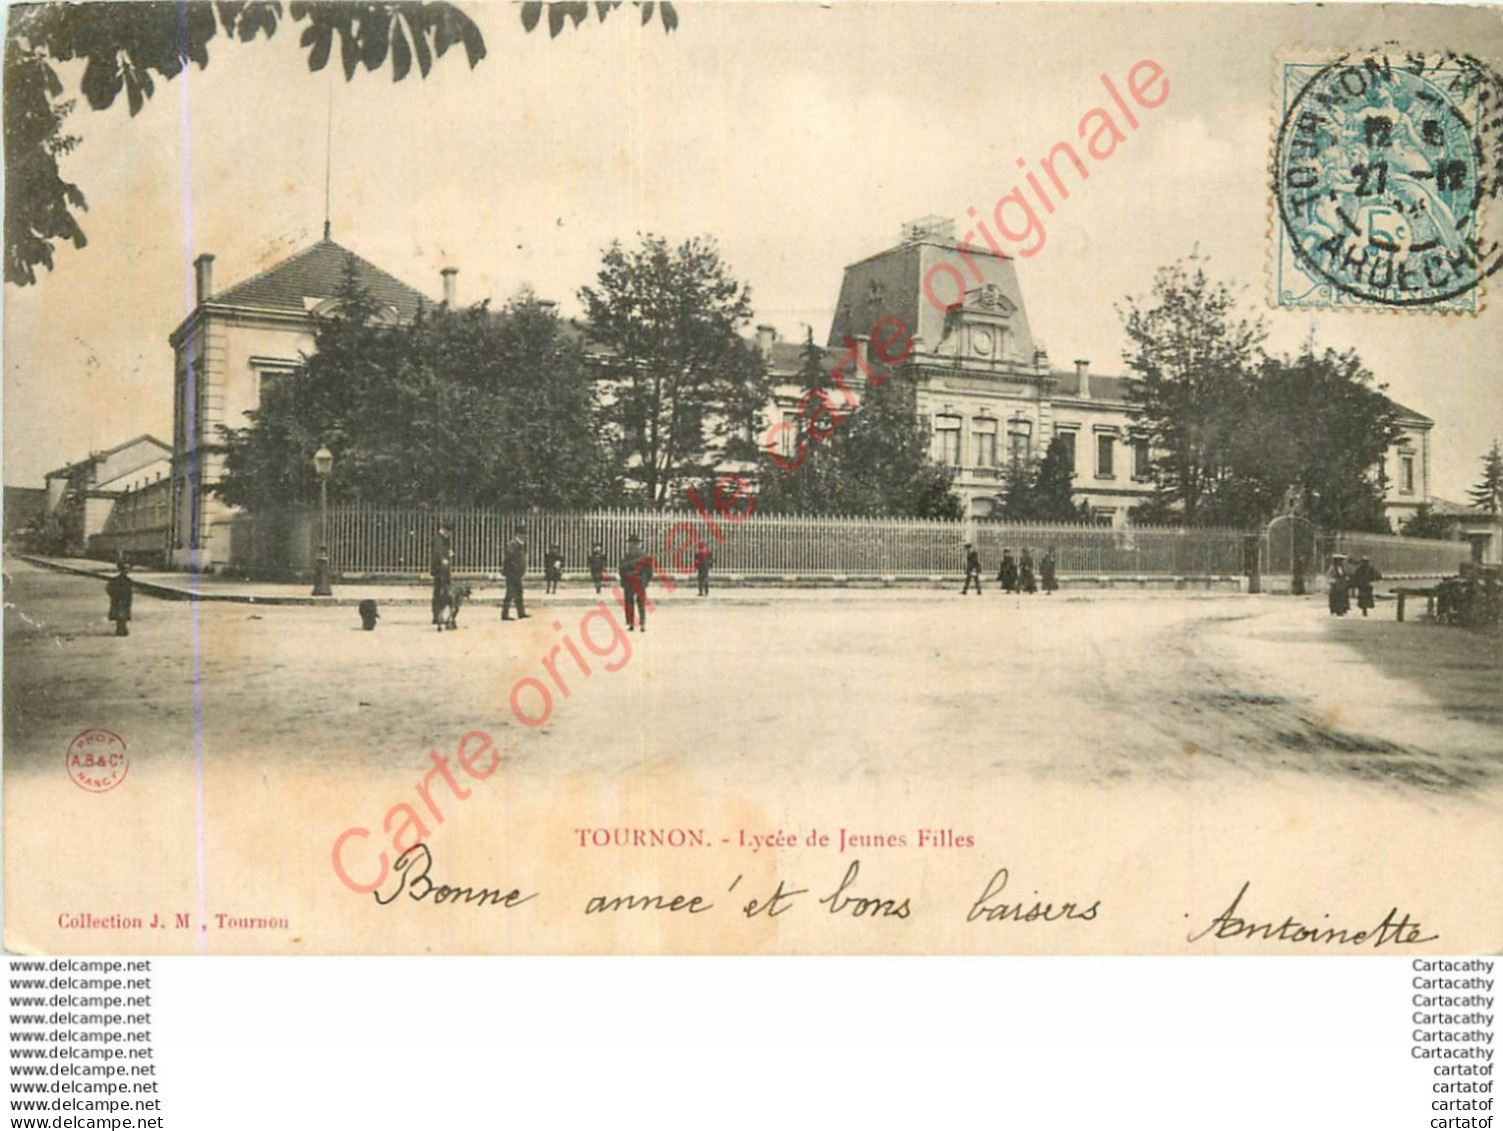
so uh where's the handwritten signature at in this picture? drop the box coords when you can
[1187,881,1439,948]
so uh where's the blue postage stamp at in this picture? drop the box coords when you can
[1274,50,1503,313]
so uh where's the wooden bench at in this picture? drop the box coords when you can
[1392,586,1438,622]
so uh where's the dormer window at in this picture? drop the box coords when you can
[307,296,401,324]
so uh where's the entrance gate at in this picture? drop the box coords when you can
[1265,513,1318,592]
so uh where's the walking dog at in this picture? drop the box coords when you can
[439,583,472,630]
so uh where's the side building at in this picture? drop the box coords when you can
[166,236,437,568]
[1379,400,1435,531]
[40,434,172,557]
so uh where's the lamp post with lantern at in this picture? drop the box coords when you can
[311,445,334,596]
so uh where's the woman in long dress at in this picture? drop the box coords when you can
[997,550,1018,593]
[1327,555,1350,617]
[1352,556,1381,617]
[1019,548,1037,595]
[1040,548,1059,594]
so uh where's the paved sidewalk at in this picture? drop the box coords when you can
[13,554,1253,607]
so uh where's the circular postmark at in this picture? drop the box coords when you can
[66,729,129,793]
[1275,50,1503,307]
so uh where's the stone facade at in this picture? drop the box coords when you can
[764,223,1433,528]
[166,239,432,568]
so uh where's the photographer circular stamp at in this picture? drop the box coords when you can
[66,729,130,793]
[1275,50,1503,309]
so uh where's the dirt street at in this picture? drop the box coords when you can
[7,559,1497,789]
[4,557,1500,954]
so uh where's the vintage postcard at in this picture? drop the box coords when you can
[4,1,1501,956]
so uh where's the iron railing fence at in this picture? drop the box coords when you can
[222,506,1260,579]
[216,506,1472,581]
[1322,531,1471,577]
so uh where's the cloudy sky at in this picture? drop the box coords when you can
[5,1,1501,500]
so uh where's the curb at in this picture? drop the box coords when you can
[17,555,1253,605]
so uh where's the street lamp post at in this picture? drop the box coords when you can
[312,445,334,596]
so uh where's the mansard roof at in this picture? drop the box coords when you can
[826,239,1038,364]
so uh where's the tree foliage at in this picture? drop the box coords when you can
[215,268,609,511]
[758,337,960,520]
[5,1,686,284]
[1119,257,1265,525]
[5,1,489,286]
[817,376,959,518]
[994,436,1082,523]
[578,233,760,506]
[3,35,84,285]
[1470,441,1503,515]
[1400,504,1454,541]
[1121,256,1399,532]
[520,1,677,38]
[1242,346,1399,532]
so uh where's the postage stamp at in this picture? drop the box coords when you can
[1273,49,1503,313]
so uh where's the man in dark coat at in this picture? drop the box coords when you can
[430,523,452,575]
[997,549,1018,593]
[1351,556,1382,617]
[105,562,132,637]
[1040,548,1059,594]
[431,555,453,629]
[1019,548,1037,594]
[695,546,713,597]
[961,543,982,595]
[501,532,529,621]
[587,542,607,594]
[619,534,653,632]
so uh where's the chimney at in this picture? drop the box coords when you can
[441,267,458,307]
[1075,358,1091,399]
[194,254,215,307]
[756,324,776,356]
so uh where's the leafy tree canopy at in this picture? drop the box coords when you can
[1470,440,1503,515]
[5,0,677,286]
[215,267,611,511]
[758,338,960,520]
[993,436,1083,523]
[1119,254,1265,526]
[520,1,677,38]
[578,233,760,507]
[1400,504,1455,541]
[1121,255,1399,532]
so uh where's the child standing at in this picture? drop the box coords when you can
[106,562,133,637]
[544,545,565,595]
[587,542,607,594]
